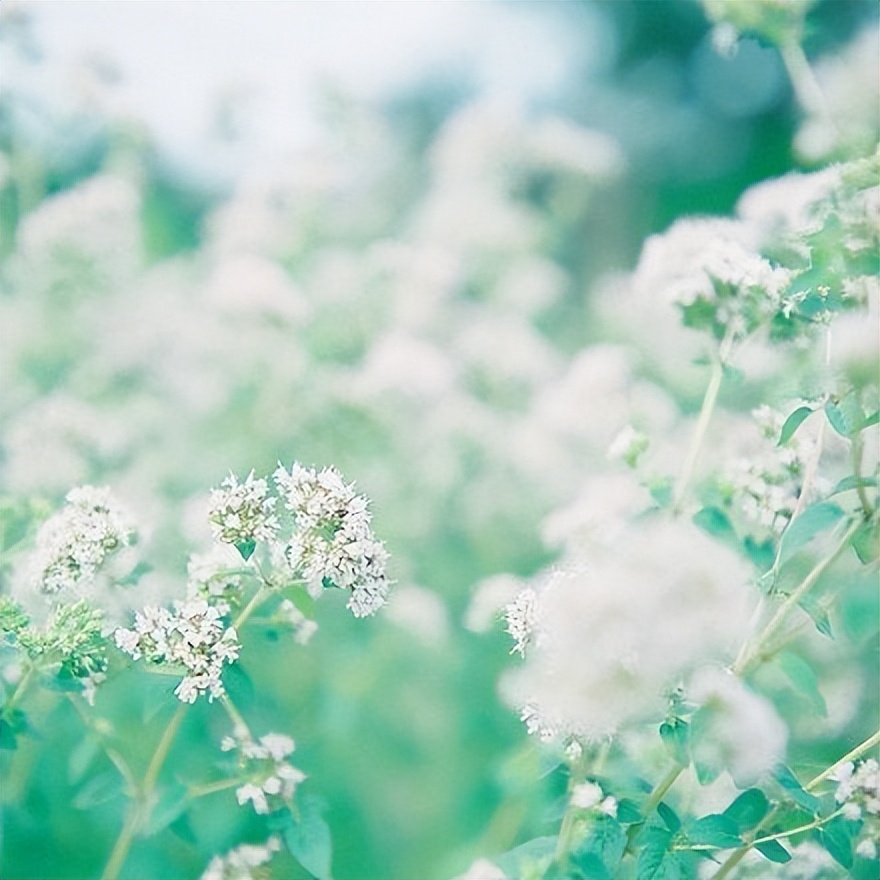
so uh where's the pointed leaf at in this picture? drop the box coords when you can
[687,814,742,849]
[777,651,826,716]
[284,795,333,880]
[637,826,673,879]
[755,839,791,863]
[778,502,844,566]
[773,765,820,813]
[723,789,770,832]
[778,406,814,446]
[658,802,681,833]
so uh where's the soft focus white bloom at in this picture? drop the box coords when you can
[200,837,281,880]
[833,758,880,815]
[454,858,508,880]
[277,599,318,645]
[385,585,450,647]
[114,598,240,703]
[186,544,245,599]
[208,471,279,548]
[689,666,788,787]
[502,518,753,742]
[23,485,135,603]
[570,781,603,810]
[856,838,877,860]
[464,574,525,634]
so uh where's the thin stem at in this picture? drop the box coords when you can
[712,732,880,880]
[188,777,244,799]
[851,433,875,518]
[2,663,35,715]
[233,584,270,630]
[625,765,685,853]
[806,729,880,791]
[779,40,833,124]
[733,518,860,675]
[101,703,187,880]
[672,333,733,515]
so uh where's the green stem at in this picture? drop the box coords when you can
[625,765,685,853]
[188,777,244,799]
[711,731,880,880]
[101,703,187,880]
[672,334,732,515]
[66,695,138,794]
[733,519,861,675]
[851,433,875,518]
[233,584,270,630]
[779,40,833,123]
[2,663,35,715]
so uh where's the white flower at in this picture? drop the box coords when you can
[570,781,603,810]
[504,588,539,656]
[236,782,269,814]
[208,471,278,549]
[274,463,391,616]
[259,733,294,761]
[689,667,788,788]
[24,485,135,602]
[200,836,281,880]
[115,598,240,703]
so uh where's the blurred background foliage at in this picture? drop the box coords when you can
[0,1,877,878]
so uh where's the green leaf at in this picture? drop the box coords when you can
[0,719,18,750]
[772,765,820,813]
[284,794,333,880]
[572,815,626,877]
[235,539,256,561]
[778,406,814,446]
[797,594,834,638]
[743,536,776,570]
[686,814,742,849]
[824,400,854,437]
[755,839,791,863]
[690,709,721,786]
[852,518,879,565]
[693,507,737,544]
[73,771,122,810]
[143,781,189,836]
[829,475,878,496]
[636,826,673,879]
[817,817,853,868]
[657,802,681,833]
[616,799,643,824]
[776,651,827,716]
[723,789,770,832]
[777,502,845,566]
[169,811,197,844]
[659,719,690,766]
[571,851,611,880]
[495,836,557,877]
[859,410,880,430]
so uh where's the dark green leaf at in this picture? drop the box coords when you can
[776,651,827,716]
[778,406,814,446]
[235,539,256,561]
[169,811,197,844]
[817,817,854,868]
[686,814,742,849]
[659,719,689,766]
[284,794,333,880]
[572,816,626,877]
[616,799,643,824]
[773,765,820,813]
[636,827,673,879]
[657,802,681,833]
[755,839,791,863]
[0,720,18,750]
[723,789,770,832]
[778,502,845,566]
[571,851,610,880]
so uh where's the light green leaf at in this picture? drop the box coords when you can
[773,765,820,814]
[284,795,333,880]
[659,719,689,766]
[495,836,557,877]
[572,815,626,877]
[778,502,844,566]
[636,826,673,879]
[777,651,827,716]
[817,817,853,869]
[686,814,742,849]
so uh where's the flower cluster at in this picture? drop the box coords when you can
[503,587,538,656]
[208,471,279,553]
[724,404,816,534]
[114,599,240,703]
[24,485,134,600]
[833,758,880,819]
[221,728,307,815]
[200,837,281,880]
[274,463,390,617]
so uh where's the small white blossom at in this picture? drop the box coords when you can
[208,471,279,549]
[114,598,240,703]
[504,588,539,656]
[833,759,880,816]
[274,463,391,616]
[236,783,269,815]
[24,485,135,601]
[200,837,281,880]
[570,781,603,810]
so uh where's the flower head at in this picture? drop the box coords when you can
[208,471,278,553]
